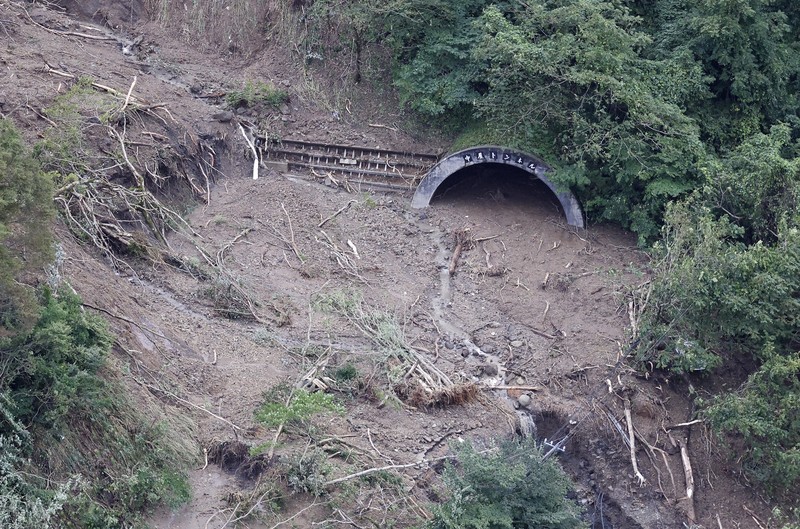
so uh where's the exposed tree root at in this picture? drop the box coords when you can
[41,71,225,271]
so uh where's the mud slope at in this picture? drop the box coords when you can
[0,2,774,528]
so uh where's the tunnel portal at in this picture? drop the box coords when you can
[412,146,584,228]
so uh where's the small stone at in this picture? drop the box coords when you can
[517,394,532,407]
[280,104,290,115]
[515,376,526,385]
[482,363,499,376]
[211,110,234,122]
[445,341,454,349]
[460,349,470,358]
[190,84,202,94]
[510,340,524,348]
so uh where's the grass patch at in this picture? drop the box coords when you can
[226,81,289,110]
[0,288,195,527]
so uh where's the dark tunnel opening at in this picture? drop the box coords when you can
[430,163,565,217]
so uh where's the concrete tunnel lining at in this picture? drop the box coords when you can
[412,146,585,229]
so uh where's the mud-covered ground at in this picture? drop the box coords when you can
[0,2,774,528]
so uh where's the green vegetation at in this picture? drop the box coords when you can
[0,118,55,334]
[226,80,290,110]
[429,439,583,529]
[1,118,191,527]
[703,350,800,491]
[1,289,192,528]
[637,128,799,491]
[255,387,345,429]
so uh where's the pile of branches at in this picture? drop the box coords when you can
[314,291,478,408]
[40,69,223,268]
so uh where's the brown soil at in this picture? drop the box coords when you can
[0,2,775,528]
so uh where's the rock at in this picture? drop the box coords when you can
[517,394,532,407]
[510,340,523,348]
[211,110,234,122]
[482,363,499,376]
[515,376,526,385]
[280,104,290,115]
[189,84,203,94]
[460,349,470,358]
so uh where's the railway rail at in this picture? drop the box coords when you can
[255,137,440,191]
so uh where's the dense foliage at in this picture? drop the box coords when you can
[428,439,583,529]
[0,289,191,528]
[0,118,55,333]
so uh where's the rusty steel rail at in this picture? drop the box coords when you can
[256,137,440,190]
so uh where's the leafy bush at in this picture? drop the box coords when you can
[428,439,583,529]
[639,205,799,373]
[703,350,800,491]
[0,118,55,334]
[1,290,192,527]
[638,121,800,493]
[255,387,344,429]
[285,449,330,497]
[0,431,71,529]
[5,288,112,430]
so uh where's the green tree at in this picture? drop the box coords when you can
[639,203,799,373]
[699,123,799,244]
[645,0,800,147]
[704,349,800,491]
[0,119,55,334]
[429,439,584,529]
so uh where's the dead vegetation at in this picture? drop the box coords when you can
[34,68,223,270]
[313,290,479,409]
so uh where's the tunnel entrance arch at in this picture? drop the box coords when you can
[412,146,584,228]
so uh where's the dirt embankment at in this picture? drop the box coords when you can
[0,2,777,528]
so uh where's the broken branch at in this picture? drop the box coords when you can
[679,439,696,524]
[448,228,473,275]
[239,123,259,180]
[624,399,647,486]
[318,199,357,228]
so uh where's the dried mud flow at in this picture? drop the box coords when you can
[0,2,774,528]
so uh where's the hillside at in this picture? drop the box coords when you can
[0,1,794,528]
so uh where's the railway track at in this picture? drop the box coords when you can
[256,137,440,191]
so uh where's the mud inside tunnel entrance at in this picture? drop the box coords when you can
[430,164,566,220]
[412,146,585,227]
